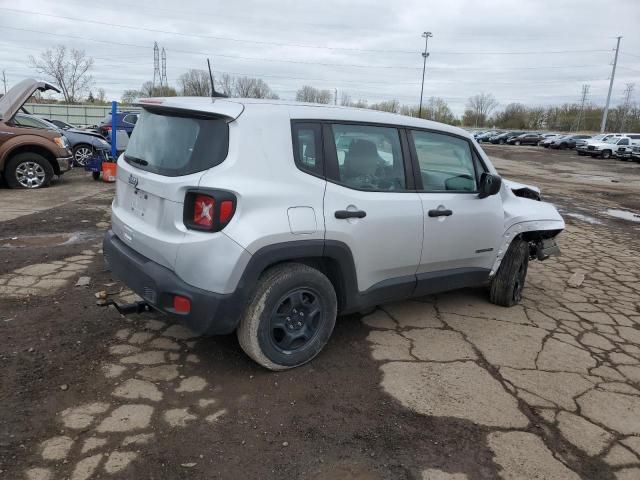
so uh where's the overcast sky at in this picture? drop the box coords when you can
[1,0,639,115]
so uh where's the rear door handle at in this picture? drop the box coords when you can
[335,210,366,219]
[428,209,453,217]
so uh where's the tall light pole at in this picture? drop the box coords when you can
[418,31,432,118]
[601,36,622,133]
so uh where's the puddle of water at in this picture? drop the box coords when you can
[564,212,603,225]
[604,209,640,223]
[0,231,99,248]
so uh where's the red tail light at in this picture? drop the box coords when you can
[193,194,215,228]
[184,190,236,232]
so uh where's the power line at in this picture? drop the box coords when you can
[0,8,616,57]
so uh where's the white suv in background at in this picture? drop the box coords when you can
[576,133,620,156]
[103,97,564,370]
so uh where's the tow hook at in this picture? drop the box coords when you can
[533,238,561,261]
[97,298,152,315]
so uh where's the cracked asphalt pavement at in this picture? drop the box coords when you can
[1,146,640,480]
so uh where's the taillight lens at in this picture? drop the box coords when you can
[184,190,236,232]
[193,194,215,228]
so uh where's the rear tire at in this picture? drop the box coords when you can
[489,238,529,307]
[5,152,54,189]
[515,140,521,146]
[237,263,337,371]
[499,139,505,145]
[602,150,612,159]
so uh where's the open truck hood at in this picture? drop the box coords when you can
[0,79,60,121]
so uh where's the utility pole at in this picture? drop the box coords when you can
[618,83,634,131]
[153,42,160,91]
[1,70,7,94]
[573,84,590,132]
[418,31,432,119]
[334,88,337,105]
[601,36,622,133]
[161,48,167,89]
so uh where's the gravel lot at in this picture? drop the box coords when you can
[1,146,640,480]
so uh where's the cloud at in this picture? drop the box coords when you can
[1,0,639,115]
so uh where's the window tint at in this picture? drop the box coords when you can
[618,138,629,145]
[411,130,478,192]
[292,123,323,176]
[629,135,640,139]
[331,124,406,191]
[125,109,229,177]
[123,114,138,125]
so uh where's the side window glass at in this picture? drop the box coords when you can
[330,124,406,191]
[411,130,478,192]
[619,138,629,145]
[292,123,323,176]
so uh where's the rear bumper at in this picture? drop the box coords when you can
[103,230,243,335]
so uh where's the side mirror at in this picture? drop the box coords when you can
[478,173,502,199]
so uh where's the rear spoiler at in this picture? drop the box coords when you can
[136,98,244,122]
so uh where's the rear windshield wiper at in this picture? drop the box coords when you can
[125,154,149,166]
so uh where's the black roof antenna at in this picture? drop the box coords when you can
[207,58,227,99]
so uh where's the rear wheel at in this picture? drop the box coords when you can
[601,150,612,159]
[237,263,337,370]
[499,139,505,145]
[5,153,54,189]
[489,238,529,307]
[514,140,521,146]
[578,151,586,156]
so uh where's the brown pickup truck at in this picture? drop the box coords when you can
[0,79,73,189]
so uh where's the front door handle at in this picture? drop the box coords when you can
[428,209,453,217]
[335,210,366,219]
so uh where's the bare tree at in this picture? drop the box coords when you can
[369,99,400,113]
[29,45,94,103]
[121,89,140,105]
[178,69,211,97]
[466,93,498,127]
[233,77,278,99]
[296,85,332,104]
[97,88,107,104]
[340,92,352,106]
[216,73,234,97]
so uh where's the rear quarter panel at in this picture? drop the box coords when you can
[197,105,327,254]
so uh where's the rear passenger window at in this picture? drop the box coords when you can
[292,123,323,176]
[330,124,406,191]
[411,130,478,192]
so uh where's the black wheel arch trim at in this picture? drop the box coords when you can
[237,240,491,317]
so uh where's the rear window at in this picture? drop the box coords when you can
[124,109,229,177]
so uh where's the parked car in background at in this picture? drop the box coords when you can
[586,135,640,159]
[0,79,72,189]
[549,134,592,150]
[507,133,544,145]
[631,145,640,162]
[38,116,112,165]
[540,135,564,147]
[476,130,502,143]
[97,111,139,139]
[490,131,526,144]
[576,134,621,156]
[103,96,564,370]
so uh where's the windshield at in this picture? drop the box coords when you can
[592,134,606,141]
[124,109,229,177]
[605,137,620,144]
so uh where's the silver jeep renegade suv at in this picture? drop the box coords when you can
[103,97,564,370]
